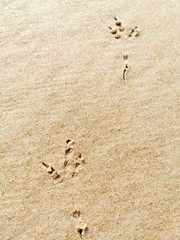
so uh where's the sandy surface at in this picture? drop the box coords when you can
[0,0,180,239]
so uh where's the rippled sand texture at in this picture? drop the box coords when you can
[0,0,180,239]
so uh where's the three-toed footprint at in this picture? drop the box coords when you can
[108,17,140,40]
[41,139,86,181]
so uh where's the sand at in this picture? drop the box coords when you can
[0,0,180,239]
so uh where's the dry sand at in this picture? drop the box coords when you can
[0,0,180,239]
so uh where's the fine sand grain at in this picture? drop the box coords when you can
[0,0,180,239]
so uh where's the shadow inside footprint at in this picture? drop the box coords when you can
[65,147,73,155]
[77,225,88,239]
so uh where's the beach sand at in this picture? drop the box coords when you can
[0,0,180,239]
